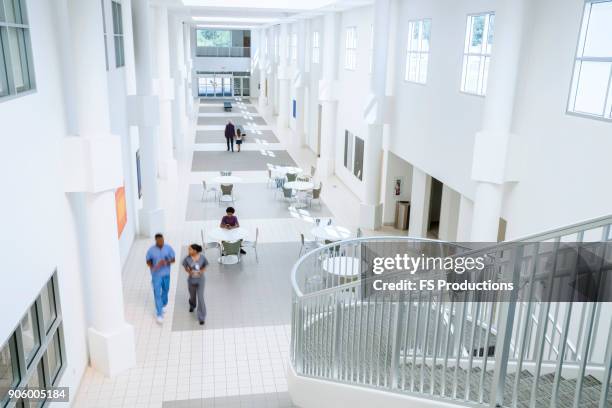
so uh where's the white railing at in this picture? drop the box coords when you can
[196,46,251,58]
[290,216,612,408]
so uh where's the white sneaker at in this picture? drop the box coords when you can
[156,315,164,324]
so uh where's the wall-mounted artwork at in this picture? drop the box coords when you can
[394,178,402,196]
[292,99,297,118]
[136,150,142,199]
[115,185,127,238]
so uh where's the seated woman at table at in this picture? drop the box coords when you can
[220,207,240,229]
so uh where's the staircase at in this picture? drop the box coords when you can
[289,216,612,407]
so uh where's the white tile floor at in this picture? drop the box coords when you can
[73,97,405,408]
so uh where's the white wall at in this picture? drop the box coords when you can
[0,0,88,394]
[192,56,251,73]
[334,6,374,201]
[382,152,413,225]
[501,0,612,238]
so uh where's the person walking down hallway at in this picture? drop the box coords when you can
[182,244,208,325]
[235,128,244,152]
[224,120,235,152]
[146,233,176,324]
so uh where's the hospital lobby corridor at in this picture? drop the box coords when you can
[1,1,612,407]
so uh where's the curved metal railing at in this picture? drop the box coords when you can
[290,218,612,408]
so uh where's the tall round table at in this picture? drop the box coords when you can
[285,181,314,209]
[207,227,248,264]
[311,225,352,242]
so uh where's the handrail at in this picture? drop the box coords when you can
[289,217,612,408]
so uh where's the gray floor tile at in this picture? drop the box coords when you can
[199,105,258,114]
[196,130,279,144]
[199,98,251,105]
[197,116,268,126]
[171,242,299,331]
[186,183,331,221]
[163,393,296,408]
[191,151,297,172]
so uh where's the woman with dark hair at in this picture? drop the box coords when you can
[182,244,208,325]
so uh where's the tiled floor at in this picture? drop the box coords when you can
[73,97,407,408]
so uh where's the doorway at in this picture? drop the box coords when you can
[316,104,322,157]
[198,74,250,97]
[427,177,443,238]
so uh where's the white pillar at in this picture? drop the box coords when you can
[316,12,339,178]
[64,0,135,377]
[277,23,290,129]
[258,28,268,110]
[456,195,474,242]
[294,21,307,145]
[470,0,528,241]
[438,184,460,241]
[408,167,431,238]
[183,23,194,118]
[153,5,177,179]
[359,0,391,230]
[130,0,164,237]
[169,14,187,155]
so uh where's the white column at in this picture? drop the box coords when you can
[169,14,187,155]
[64,0,135,377]
[316,12,339,178]
[408,166,431,238]
[456,195,474,242]
[183,23,194,118]
[294,21,307,145]
[153,5,177,179]
[470,0,528,241]
[277,23,290,129]
[258,28,268,110]
[438,184,460,241]
[359,0,391,230]
[130,0,164,237]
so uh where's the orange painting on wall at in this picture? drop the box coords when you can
[115,186,127,238]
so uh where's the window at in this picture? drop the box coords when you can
[0,0,35,98]
[101,0,109,70]
[354,136,364,180]
[369,24,374,73]
[111,1,124,67]
[274,33,279,62]
[0,337,19,406]
[196,29,232,47]
[20,305,40,366]
[0,272,65,405]
[290,33,297,62]
[344,26,357,70]
[40,278,57,334]
[568,0,612,120]
[405,19,431,84]
[312,31,320,64]
[344,130,354,172]
[460,12,494,95]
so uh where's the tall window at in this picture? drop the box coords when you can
[344,26,357,70]
[568,0,612,120]
[369,24,374,73]
[460,12,494,96]
[405,19,431,84]
[101,0,109,70]
[0,0,35,99]
[290,33,297,62]
[111,1,125,68]
[0,272,65,406]
[312,31,320,64]
[274,33,279,62]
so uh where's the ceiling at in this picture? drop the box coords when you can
[157,0,373,28]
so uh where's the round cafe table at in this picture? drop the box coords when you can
[268,165,303,177]
[213,175,243,184]
[322,256,360,277]
[285,181,314,209]
[310,225,352,242]
[207,227,248,264]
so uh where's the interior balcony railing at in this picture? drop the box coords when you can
[290,215,612,408]
[196,46,251,58]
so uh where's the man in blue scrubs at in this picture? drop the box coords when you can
[146,233,176,324]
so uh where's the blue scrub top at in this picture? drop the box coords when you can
[146,244,175,277]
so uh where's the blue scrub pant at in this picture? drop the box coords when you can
[151,274,170,317]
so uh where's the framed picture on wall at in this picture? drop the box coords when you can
[136,150,142,199]
[394,178,402,196]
